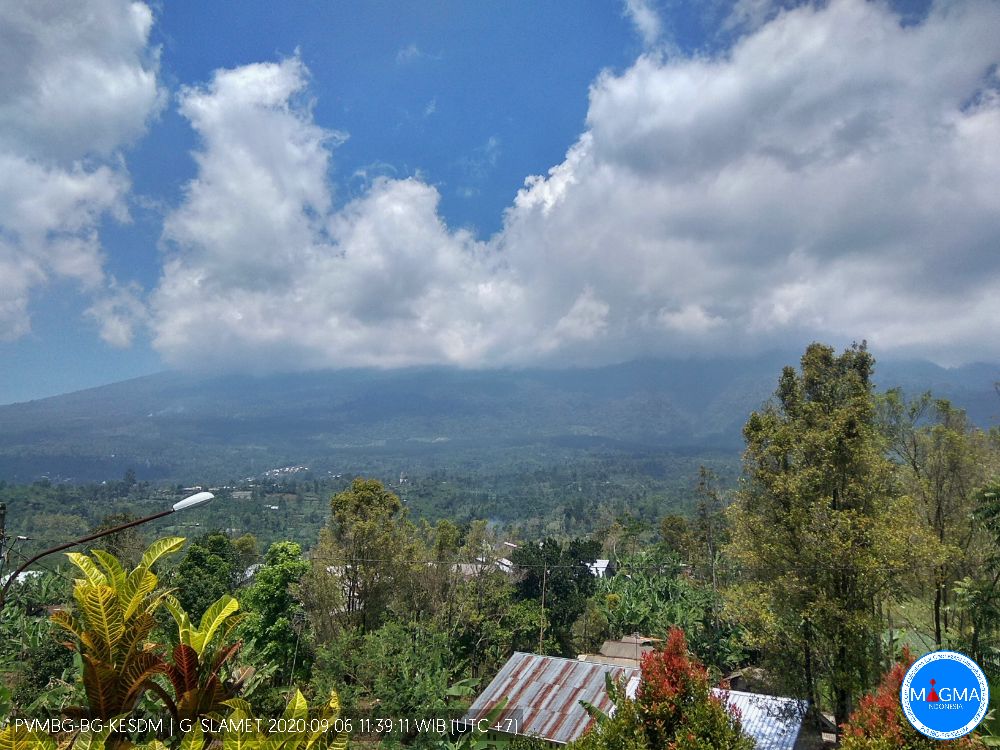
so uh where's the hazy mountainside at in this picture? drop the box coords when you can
[0,353,996,482]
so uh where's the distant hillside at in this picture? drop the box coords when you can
[0,353,996,482]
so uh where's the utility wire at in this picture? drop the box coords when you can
[306,554,910,573]
[3,546,80,588]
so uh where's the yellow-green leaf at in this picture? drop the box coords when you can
[66,552,108,586]
[282,688,309,724]
[77,585,123,663]
[123,569,159,619]
[191,595,239,655]
[138,537,185,572]
[164,594,193,647]
[0,727,57,750]
[50,609,84,641]
[91,549,127,591]
[178,723,205,750]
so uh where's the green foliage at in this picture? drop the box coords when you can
[10,617,75,708]
[445,568,546,678]
[239,540,311,693]
[88,514,148,570]
[726,343,926,724]
[0,570,79,714]
[657,514,689,556]
[170,531,240,620]
[312,619,467,746]
[571,628,753,750]
[52,537,185,720]
[596,549,744,672]
[571,599,610,656]
[320,478,418,633]
[880,392,997,650]
[511,537,600,656]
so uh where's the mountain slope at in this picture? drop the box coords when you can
[0,354,996,482]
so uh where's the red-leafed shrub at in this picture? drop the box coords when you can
[841,649,985,750]
[636,627,754,750]
[572,627,753,750]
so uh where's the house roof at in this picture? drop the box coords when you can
[598,636,660,661]
[462,651,638,744]
[712,689,808,750]
[579,654,646,668]
[465,652,808,749]
[588,559,611,576]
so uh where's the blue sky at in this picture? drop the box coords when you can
[1,0,997,404]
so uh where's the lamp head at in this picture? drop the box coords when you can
[172,491,215,512]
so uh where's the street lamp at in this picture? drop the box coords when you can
[0,491,214,609]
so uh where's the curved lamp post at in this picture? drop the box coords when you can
[0,491,214,609]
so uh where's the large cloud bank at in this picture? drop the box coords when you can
[0,0,162,343]
[6,0,1000,368]
[153,0,1000,369]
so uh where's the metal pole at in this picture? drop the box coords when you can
[538,564,547,653]
[0,502,7,582]
[0,508,173,608]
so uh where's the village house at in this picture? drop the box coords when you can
[463,651,819,749]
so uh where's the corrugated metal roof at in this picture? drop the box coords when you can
[712,689,808,750]
[463,652,638,744]
[467,653,807,749]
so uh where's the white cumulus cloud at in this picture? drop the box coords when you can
[0,0,162,342]
[623,0,664,48]
[151,0,1000,370]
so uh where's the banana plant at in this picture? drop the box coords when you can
[153,593,253,722]
[50,537,185,720]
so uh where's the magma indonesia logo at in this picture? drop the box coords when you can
[900,651,989,740]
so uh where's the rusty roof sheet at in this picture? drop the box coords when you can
[463,652,638,745]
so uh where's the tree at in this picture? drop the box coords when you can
[239,541,310,688]
[312,478,417,633]
[657,514,689,557]
[957,482,1000,672]
[879,392,995,648]
[726,343,921,725]
[511,537,600,656]
[89,514,148,569]
[172,531,240,619]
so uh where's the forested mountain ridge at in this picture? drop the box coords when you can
[0,353,996,482]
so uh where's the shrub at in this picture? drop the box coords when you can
[841,650,985,750]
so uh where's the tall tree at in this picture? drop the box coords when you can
[726,343,919,725]
[240,541,310,687]
[305,478,417,635]
[880,392,994,647]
